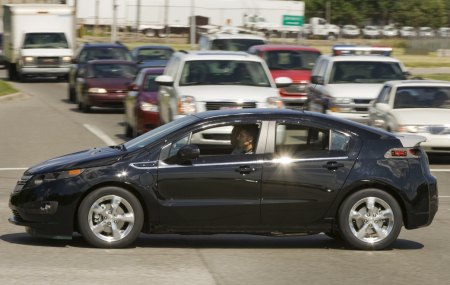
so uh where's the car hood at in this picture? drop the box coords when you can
[391,108,450,125]
[21,49,73,57]
[326,84,384,99]
[139,91,158,103]
[26,147,124,175]
[87,78,131,89]
[177,85,279,102]
[270,70,312,82]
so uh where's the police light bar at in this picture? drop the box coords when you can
[332,45,392,56]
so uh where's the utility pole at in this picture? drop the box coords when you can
[112,0,118,42]
[95,0,99,34]
[136,0,141,33]
[190,0,195,49]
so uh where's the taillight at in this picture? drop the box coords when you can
[385,148,421,158]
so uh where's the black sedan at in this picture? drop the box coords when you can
[9,109,438,250]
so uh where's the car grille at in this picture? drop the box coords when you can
[353,99,372,112]
[37,57,60,67]
[205,101,256,111]
[282,83,308,95]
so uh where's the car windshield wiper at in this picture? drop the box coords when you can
[110,144,127,151]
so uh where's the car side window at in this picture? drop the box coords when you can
[275,123,350,158]
[162,123,261,164]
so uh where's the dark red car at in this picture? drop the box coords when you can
[75,60,137,113]
[124,67,164,137]
[248,44,321,109]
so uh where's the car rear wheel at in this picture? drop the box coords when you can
[77,186,144,248]
[338,189,402,250]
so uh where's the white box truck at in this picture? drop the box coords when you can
[2,4,75,81]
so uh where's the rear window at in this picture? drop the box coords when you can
[81,47,132,62]
[211,39,266,51]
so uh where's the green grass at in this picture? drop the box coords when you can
[414,74,450,81]
[0,80,18,97]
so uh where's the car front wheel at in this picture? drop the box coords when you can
[78,187,144,248]
[338,189,403,250]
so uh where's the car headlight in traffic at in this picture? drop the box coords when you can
[266,97,284,109]
[61,56,72,64]
[397,125,428,133]
[140,102,158,112]
[329,97,354,112]
[30,169,84,187]
[88,88,107,94]
[23,56,35,66]
[177,96,196,115]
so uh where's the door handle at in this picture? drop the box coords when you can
[323,161,344,170]
[235,165,256,174]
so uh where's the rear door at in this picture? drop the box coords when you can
[261,119,361,228]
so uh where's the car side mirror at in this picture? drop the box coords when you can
[128,83,139,91]
[155,75,174,87]
[275,77,293,88]
[402,71,411,79]
[177,144,200,162]
[310,75,324,85]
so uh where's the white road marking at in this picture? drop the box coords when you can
[0,168,27,171]
[83,124,117,146]
[431,169,450,172]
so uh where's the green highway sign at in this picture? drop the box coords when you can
[282,15,304,26]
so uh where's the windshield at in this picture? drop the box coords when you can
[136,48,173,62]
[211,39,266,51]
[394,87,450,109]
[330,61,405,84]
[89,63,137,79]
[144,74,160,91]
[124,115,199,151]
[23,33,68,49]
[264,50,320,71]
[179,60,271,87]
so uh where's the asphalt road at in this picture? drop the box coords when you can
[0,70,449,285]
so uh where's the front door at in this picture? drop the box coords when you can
[156,121,268,230]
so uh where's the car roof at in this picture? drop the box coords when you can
[191,109,395,138]
[320,54,401,62]
[133,45,174,51]
[204,33,266,40]
[248,44,321,53]
[82,43,128,49]
[174,50,264,62]
[87,59,136,65]
[138,67,165,74]
[385,80,450,87]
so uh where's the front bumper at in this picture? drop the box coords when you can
[87,93,126,108]
[20,66,70,76]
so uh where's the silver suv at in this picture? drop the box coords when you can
[307,46,409,123]
[155,50,291,125]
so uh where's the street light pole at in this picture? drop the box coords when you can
[190,0,195,49]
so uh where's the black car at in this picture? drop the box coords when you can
[68,42,133,103]
[9,109,438,250]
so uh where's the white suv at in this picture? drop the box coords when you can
[307,46,409,124]
[155,50,291,125]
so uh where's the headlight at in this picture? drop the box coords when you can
[397,125,428,133]
[177,96,196,115]
[61,56,72,64]
[266,97,284,109]
[329,97,354,112]
[30,169,84,187]
[140,102,158,112]
[88,88,107,94]
[23,56,35,65]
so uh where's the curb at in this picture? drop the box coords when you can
[0,92,29,102]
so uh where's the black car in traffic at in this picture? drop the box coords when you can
[9,109,438,250]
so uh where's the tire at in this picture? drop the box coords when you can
[77,186,144,248]
[68,84,76,103]
[125,123,133,138]
[338,189,402,250]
